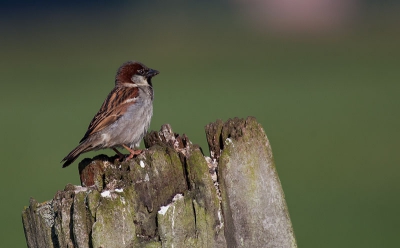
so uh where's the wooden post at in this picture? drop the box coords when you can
[22,117,297,248]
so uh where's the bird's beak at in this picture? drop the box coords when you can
[146,69,159,78]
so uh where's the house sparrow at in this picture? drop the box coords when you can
[61,61,159,168]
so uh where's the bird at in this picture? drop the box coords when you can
[61,61,159,168]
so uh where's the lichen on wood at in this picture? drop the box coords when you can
[22,117,297,248]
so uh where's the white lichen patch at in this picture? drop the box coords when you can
[205,156,218,182]
[172,193,183,201]
[225,138,234,147]
[157,193,184,215]
[101,190,111,198]
[103,160,113,169]
[210,150,215,158]
[205,156,212,165]
[115,188,124,193]
[211,173,217,182]
[217,209,224,230]
[140,160,145,168]
[73,186,88,194]
[37,202,54,227]
[158,205,170,215]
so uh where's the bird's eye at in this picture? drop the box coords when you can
[137,69,145,75]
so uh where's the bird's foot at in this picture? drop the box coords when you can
[112,148,125,162]
[122,144,143,161]
[125,149,143,161]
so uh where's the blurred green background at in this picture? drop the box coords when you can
[1,1,399,247]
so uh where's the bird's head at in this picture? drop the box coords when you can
[115,61,159,87]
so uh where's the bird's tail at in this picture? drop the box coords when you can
[61,142,91,168]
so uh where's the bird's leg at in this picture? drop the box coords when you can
[121,144,143,161]
[112,148,125,161]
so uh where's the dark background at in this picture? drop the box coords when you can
[1,1,399,247]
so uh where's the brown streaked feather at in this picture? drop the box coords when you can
[80,86,139,142]
[61,141,92,168]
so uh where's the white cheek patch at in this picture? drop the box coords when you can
[131,75,148,86]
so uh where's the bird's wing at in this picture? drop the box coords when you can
[79,86,139,143]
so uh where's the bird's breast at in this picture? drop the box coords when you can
[114,90,153,148]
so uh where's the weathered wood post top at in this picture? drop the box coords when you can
[22,117,297,248]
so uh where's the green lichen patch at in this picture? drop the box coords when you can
[186,147,221,224]
[157,194,196,247]
[72,191,92,247]
[137,241,162,248]
[87,189,100,218]
[92,190,137,248]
